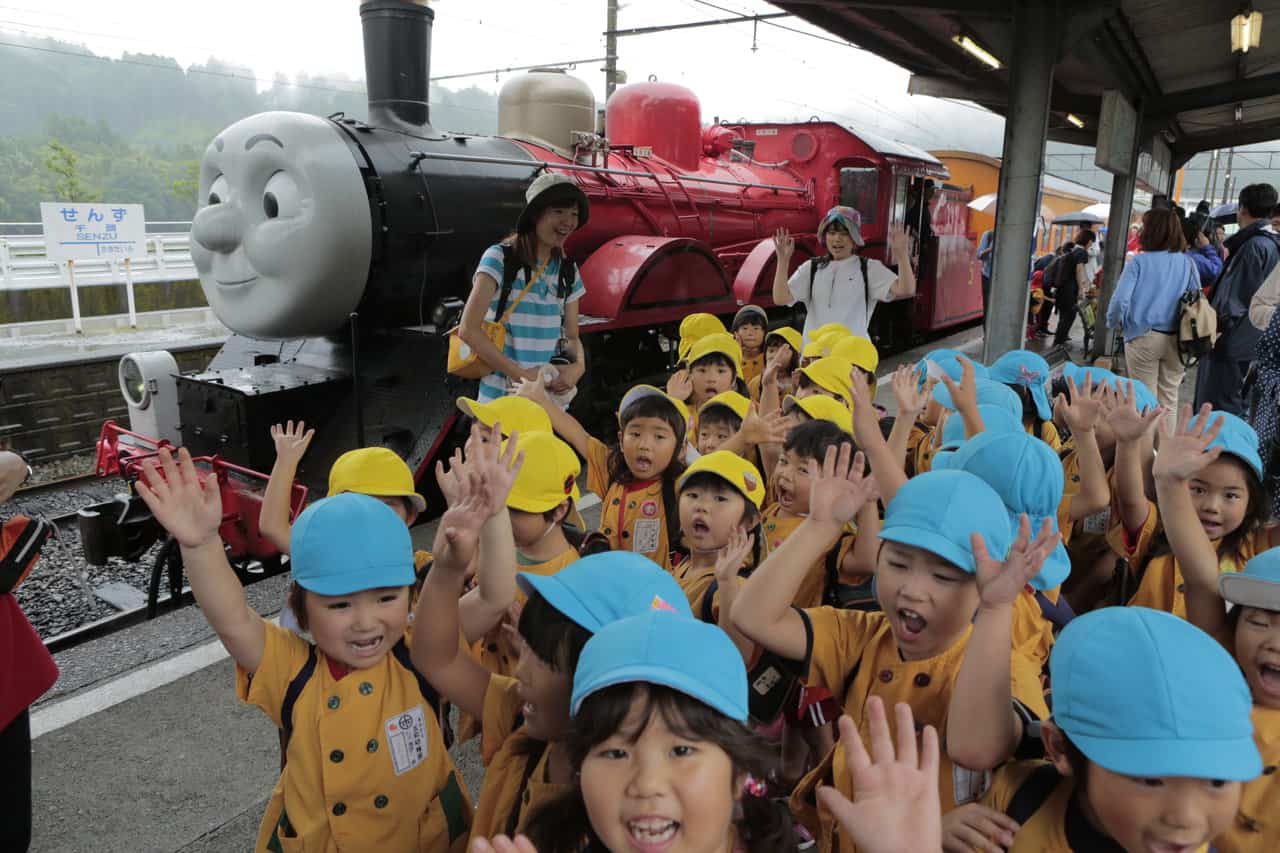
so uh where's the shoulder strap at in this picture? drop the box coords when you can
[860,256,870,308]
[505,740,549,836]
[495,244,521,319]
[1005,763,1063,825]
[823,545,842,607]
[0,515,54,594]
[701,578,720,623]
[1034,590,1076,630]
[557,256,577,300]
[280,645,319,752]
[391,639,451,747]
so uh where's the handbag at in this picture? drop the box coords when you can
[1177,257,1219,367]
[446,258,545,379]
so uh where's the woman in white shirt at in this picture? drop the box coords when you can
[771,205,916,341]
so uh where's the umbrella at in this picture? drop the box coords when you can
[1052,210,1106,227]
[1211,202,1237,224]
[967,192,1056,222]
[1081,201,1149,219]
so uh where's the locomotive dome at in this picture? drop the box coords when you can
[498,69,597,157]
[605,81,702,171]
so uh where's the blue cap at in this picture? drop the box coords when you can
[989,350,1053,422]
[290,493,415,595]
[1050,607,1261,781]
[1060,362,1115,388]
[1206,410,1264,480]
[936,431,1070,590]
[932,403,1026,461]
[1222,547,1280,611]
[571,610,748,720]
[517,551,693,632]
[879,470,1012,574]
[915,350,989,390]
[931,377,1024,424]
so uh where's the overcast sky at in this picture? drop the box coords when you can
[0,0,1008,153]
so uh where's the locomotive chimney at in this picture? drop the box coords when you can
[360,0,434,130]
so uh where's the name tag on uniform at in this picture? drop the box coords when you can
[953,765,992,805]
[385,704,429,776]
[632,519,661,555]
[1081,507,1111,536]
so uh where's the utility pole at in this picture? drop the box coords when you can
[605,0,619,101]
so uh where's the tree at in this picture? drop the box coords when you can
[170,160,200,207]
[42,139,98,202]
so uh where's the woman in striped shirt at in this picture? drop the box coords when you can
[458,173,589,404]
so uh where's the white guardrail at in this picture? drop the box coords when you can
[0,221,196,331]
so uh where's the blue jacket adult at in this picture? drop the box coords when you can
[1186,243,1223,289]
[1106,251,1199,342]
[1211,221,1280,360]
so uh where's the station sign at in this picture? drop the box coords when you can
[39,203,147,262]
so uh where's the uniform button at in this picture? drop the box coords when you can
[1176,583,1185,593]
[333,803,347,816]
[374,795,389,809]
[367,739,379,753]
[1265,765,1277,775]
[603,527,613,535]
[523,790,531,804]
[612,498,621,506]
[913,673,931,687]
[327,696,341,710]
[621,530,630,539]
[627,501,637,509]
[878,669,893,683]
[358,682,374,695]
[330,750,344,763]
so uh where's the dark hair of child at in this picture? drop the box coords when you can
[784,418,853,460]
[517,590,592,675]
[522,683,796,853]
[1141,457,1270,570]
[698,405,744,436]
[672,470,765,567]
[764,333,801,373]
[608,395,688,553]
[732,313,767,333]
[691,352,751,397]
[1007,384,1046,439]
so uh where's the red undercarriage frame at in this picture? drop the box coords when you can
[95,421,308,561]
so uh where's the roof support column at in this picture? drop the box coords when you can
[984,0,1060,362]
[1092,115,1143,362]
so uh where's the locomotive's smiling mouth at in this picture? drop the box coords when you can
[215,275,259,288]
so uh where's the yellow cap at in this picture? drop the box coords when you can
[802,339,830,360]
[831,335,880,374]
[766,326,803,355]
[328,447,426,513]
[503,432,586,528]
[677,313,728,361]
[676,450,766,509]
[812,322,853,341]
[456,395,553,436]
[797,356,855,407]
[784,394,853,435]
[698,390,751,422]
[685,332,744,378]
[618,384,691,429]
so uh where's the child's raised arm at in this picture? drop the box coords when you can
[1153,404,1229,638]
[947,515,1058,771]
[259,421,314,554]
[1060,376,1111,520]
[937,357,984,439]
[136,448,267,673]
[411,467,497,721]
[850,372,906,503]
[456,425,525,641]
[514,377,590,459]
[733,444,875,660]
[1109,381,1163,533]
[886,365,930,466]
[711,526,756,662]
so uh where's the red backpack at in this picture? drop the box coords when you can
[0,515,55,595]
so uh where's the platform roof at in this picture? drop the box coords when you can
[771,1,1280,169]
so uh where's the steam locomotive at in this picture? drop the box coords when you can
[86,0,981,572]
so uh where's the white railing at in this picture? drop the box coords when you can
[0,222,197,332]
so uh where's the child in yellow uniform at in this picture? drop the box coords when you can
[977,606,1260,853]
[1110,400,1275,619]
[521,381,686,570]
[732,305,769,387]
[455,394,554,436]
[831,335,879,399]
[675,312,727,364]
[749,326,802,404]
[135,449,472,853]
[732,449,1054,853]
[669,333,748,437]
[1143,410,1280,853]
[903,350,983,476]
[988,349,1063,450]
[794,356,855,408]
[695,390,751,455]
[411,438,695,843]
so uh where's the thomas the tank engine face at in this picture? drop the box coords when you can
[189,111,373,340]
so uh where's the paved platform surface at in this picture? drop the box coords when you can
[24,321,1020,853]
[0,313,227,371]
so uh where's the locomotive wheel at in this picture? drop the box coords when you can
[146,537,185,619]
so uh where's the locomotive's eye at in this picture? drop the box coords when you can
[207,174,229,206]
[262,171,300,219]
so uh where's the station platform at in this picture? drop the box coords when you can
[0,309,227,372]
[24,320,1049,853]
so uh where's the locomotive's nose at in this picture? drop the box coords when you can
[191,203,242,254]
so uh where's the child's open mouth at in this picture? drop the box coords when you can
[632,455,654,474]
[348,635,384,657]
[895,608,927,641]
[690,519,710,536]
[1257,662,1280,698]
[776,485,794,509]
[626,817,678,850]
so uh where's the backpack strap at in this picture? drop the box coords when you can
[391,639,451,747]
[1004,763,1063,825]
[701,578,720,623]
[494,243,521,319]
[860,256,870,310]
[557,256,577,301]
[504,741,549,836]
[823,544,842,608]
[1034,589,1076,631]
[0,515,55,594]
[279,645,319,755]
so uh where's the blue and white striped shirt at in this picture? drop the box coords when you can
[474,244,586,402]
